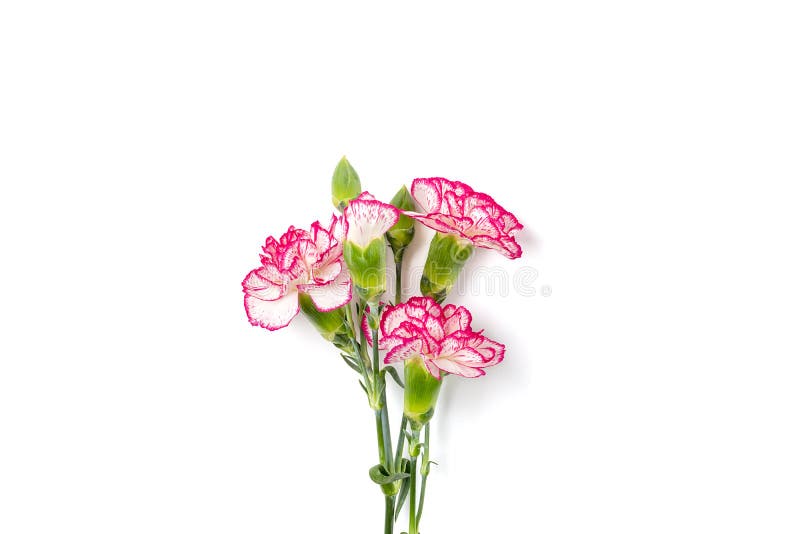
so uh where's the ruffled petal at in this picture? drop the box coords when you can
[431,340,487,377]
[329,213,346,243]
[312,258,342,284]
[255,262,286,285]
[423,314,445,341]
[463,334,506,366]
[385,338,423,364]
[310,220,332,251]
[410,178,444,213]
[442,304,472,335]
[431,358,485,378]
[380,304,412,336]
[405,212,462,236]
[423,357,442,379]
[344,192,400,248]
[499,211,523,234]
[471,235,522,259]
[242,268,284,301]
[299,269,352,312]
[378,334,406,352]
[244,288,300,331]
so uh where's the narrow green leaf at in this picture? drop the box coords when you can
[368,464,409,485]
[340,354,361,373]
[383,366,404,388]
[421,458,437,476]
[394,459,412,520]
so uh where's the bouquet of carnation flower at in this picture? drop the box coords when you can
[242,157,523,533]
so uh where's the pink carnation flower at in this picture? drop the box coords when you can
[407,177,523,259]
[243,215,352,331]
[344,191,400,247]
[372,296,505,379]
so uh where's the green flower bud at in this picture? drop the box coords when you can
[420,233,473,304]
[343,238,387,303]
[420,460,431,476]
[331,156,362,211]
[298,293,350,349]
[404,357,443,431]
[386,185,417,262]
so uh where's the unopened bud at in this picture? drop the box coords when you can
[331,156,362,211]
[420,233,473,304]
[386,185,416,261]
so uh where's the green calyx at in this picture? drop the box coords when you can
[404,357,443,431]
[331,156,362,211]
[343,238,387,303]
[386,185,416,262]
[420,232,473,304]
[298,293,350,349]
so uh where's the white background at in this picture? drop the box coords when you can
[1,1,799,533]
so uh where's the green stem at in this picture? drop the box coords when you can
[394,415,407,471]
[374,409,388,467]
[373,327,392,462]
[394,253,404,305]
[344,304,370,397]
[367,318,391,466]
[380,404,392,466]
[416,423,431,527]
[408,428,421,534]
[344,301,357,348]
[372,325,380,382]
[385,496,395,534]
[370,320,395,534]
[359,305,371,372]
